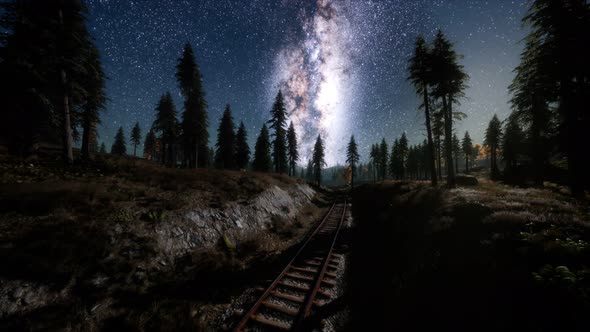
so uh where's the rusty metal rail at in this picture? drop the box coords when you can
[233,201,347,331]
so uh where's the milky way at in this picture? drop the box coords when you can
[87,0,526,166]
[274,0,355,165]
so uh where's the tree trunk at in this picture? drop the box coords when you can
[443,94,455,187]
[423,85,438,186]
[134,144,137,156]
[58,9,73,166]
[465,153,469,173]
[81,121,91,160]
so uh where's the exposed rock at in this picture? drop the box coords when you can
[153,184,315,262]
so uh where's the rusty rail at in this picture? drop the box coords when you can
[233,201,347,331]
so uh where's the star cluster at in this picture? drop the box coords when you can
[87,0,527,165]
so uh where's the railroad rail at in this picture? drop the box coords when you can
[233,201,347,331]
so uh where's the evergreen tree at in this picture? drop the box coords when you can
[235,121,250,169]
[99,142,107,154]
[80,44,107,160]
[346,135,360,189]
[215,104,236,169]
[379,139,389,181]
[268,91,288,173]
[408,35,438,186]
[253,124,272,172]
[152,93,179,166]
[510,0,590,194]
[389,139,400,179]
[312,135,326,186]
[143,129,157,160]
[176,43,208,168]
[398,133,409,178]
[111,126,126,156]
[0,0,106,164]
[369,144,379,182]
[452,133,461,174]
[305,158,314,182]
[431,30,468,187]
[286,122,299,176]
[462,131,473,173]
[432,110,444,180]
[502,112,526,175]
[485,114,503,180]
[131,122,141,156]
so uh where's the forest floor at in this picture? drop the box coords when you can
[348,175,590,331]
[0,154,326,331]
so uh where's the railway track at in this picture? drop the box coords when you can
[233,201,348,331]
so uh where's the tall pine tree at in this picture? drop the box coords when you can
[111,126,126,156]
[268,91,288,173]
[485,114,503,180]
[215,105,236,169]
[235,121,250,169]
[408,35,437,186]
[176,43,208,168]
[346,135,360,189]
[462,131,473,173]
[253,124,272,172]
[152,93,178,166]
[143,129,157,161]
[0,0,106,164]
[131,122,141,157]
[431,30,468,187]
[286,122,299,177]
[312,135,326,186]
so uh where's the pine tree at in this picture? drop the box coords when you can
[408,35,438,186]
[305,159,314,182]
[432,111,444,180]
[485,114,503,180]
[268,91,288,173]
[215,104,236,169]
[389,139,400,179]
[111,126,126,156]
[369,144,379,182]
[462,131,473,173]
[152,93,179,166]
[0,0,106,164]
[80,44,106,160]
[502,112,525,175]
[99,142,107,154]
[510,0,590,194]
[176,43,208,168]
[143,129,157,160]
[312,135,326,186]
[286,122,299,177]
[253,124,272,172]
[452,133,461,174]
[379,139,389,181]
[131,122,141,157]
[399,133,409,178]
[235,121,250,169]
[346,135,360,189]
[431,30,468,187]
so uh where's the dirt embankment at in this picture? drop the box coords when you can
[349,181,589,331]
[0,157,323,331]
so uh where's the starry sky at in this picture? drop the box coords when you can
[87,0,528,166]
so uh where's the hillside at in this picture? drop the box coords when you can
[0,156,324,330]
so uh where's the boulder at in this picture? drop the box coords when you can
[456,175,479,186]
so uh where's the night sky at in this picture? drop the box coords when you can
[87,0,527,165]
